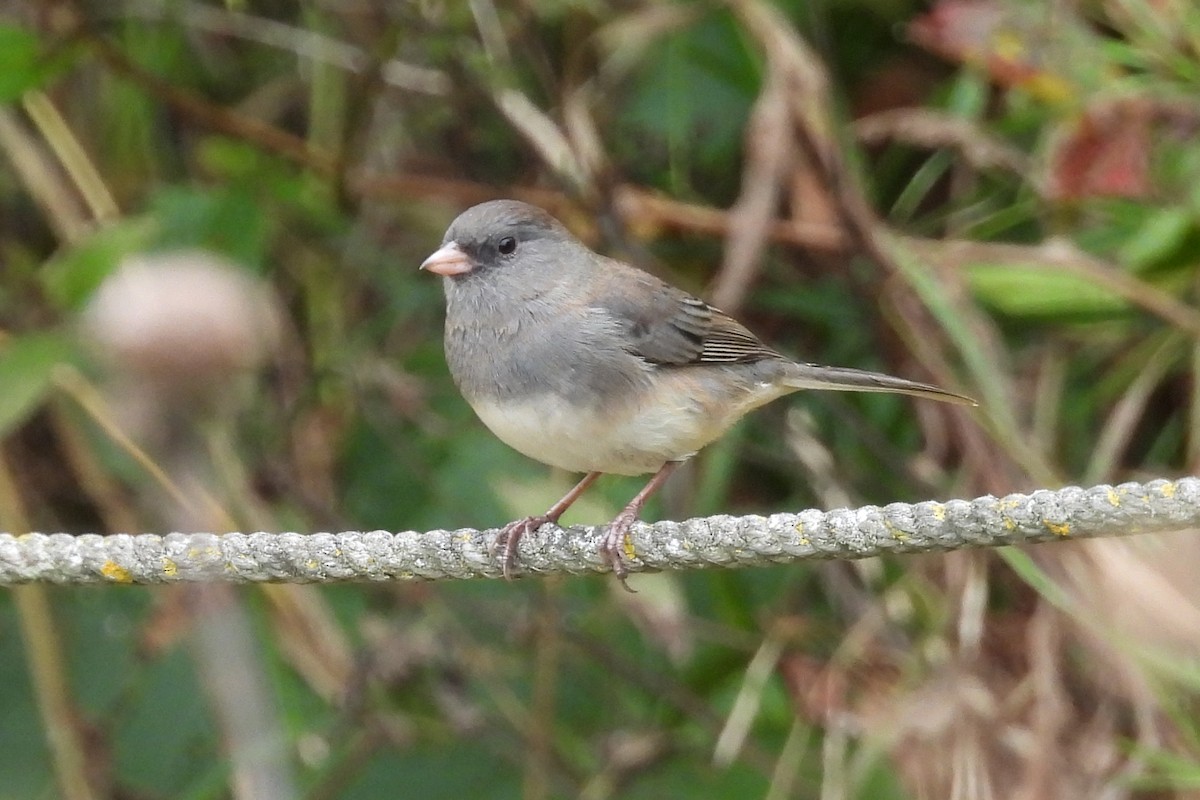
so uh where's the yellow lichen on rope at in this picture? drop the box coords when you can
[0,478,1196,585]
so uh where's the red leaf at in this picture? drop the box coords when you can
[1046,101,1152,201]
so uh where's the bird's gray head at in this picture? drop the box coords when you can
[420,200,576,282]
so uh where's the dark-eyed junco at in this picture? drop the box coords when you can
[422,200,974,586]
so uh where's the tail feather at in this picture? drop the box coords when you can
[781,363,977,406]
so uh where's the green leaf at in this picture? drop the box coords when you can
[1127,746,1200,790]
[1118,207,1193,271]
[149,185,268,270]
[0,333,73,435]
[964,262,1131,318]
[40,220,156,310]
[0,26,74,102]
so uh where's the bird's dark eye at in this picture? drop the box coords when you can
[497,236,517,255]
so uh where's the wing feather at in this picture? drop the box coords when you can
[592,265,779,366]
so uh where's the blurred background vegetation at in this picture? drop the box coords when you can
[2,0,1200,797]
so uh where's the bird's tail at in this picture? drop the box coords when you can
[781,363,977,406]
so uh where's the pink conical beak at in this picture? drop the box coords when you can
[420,243,475,276]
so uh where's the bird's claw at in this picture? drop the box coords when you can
[599,511,639,593]
[494,509,640,592]
[492,515,553,580]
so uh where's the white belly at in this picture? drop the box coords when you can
[468,378,789,476]
[469,393,709,475]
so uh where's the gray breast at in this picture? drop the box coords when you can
[443,277,652,409]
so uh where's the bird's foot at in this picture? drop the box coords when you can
[492,515,555,580]
[599,510,640,593]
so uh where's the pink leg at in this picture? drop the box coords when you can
[495,471,602,579]
[600,461,683,591]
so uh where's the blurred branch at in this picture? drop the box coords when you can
[118,0,450,95]
[733,0,870,250]
[710,56,794,312]
[77,18,338,176]
[492,88,592,193]
[21,92,121,222]
[353,173,845,250]
[854,109,1035,186]
[2,478,1195,585]
[0,108,92,242]
[0,454,99,800]
[612,186,844,250]
[732,0,1023,490]
[75,3,850,253]
[1083,335,1181,484]
[188,585,299,800]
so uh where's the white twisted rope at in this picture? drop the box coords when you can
[1,478,1194,585]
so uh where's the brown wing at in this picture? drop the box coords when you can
[594,266,780,366]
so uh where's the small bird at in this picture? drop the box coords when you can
[422,200,974,586]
